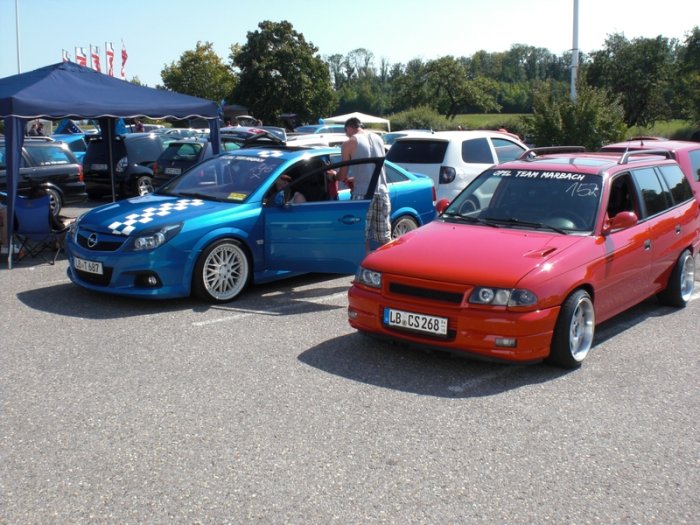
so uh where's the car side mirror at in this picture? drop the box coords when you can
[604,211,638,233]
[436,198,451,214]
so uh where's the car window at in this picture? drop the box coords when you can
[386,140,448,163]
[461,138,494,164]
[385,164,408,184]
[161,143,203,162]
[607,174,639,218]
[656,164,693,205]
[492,138,526,162]
[687,149,700,182]
[127,138,167,163]
[25,145,73,165]
[632,167,671,217]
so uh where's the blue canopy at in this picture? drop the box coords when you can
[1,62,221,267]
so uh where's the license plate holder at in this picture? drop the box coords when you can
[74,256,103,275]
[383,307,448,337]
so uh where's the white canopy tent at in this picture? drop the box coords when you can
[321,112,390,131]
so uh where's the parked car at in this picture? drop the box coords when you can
[600,138,700,202]
[0,138,87,216]
[83,132,174,199]
[52,133,88,163]
[293,124,346,134]
[386,130,529,202]
[65,147,437,302]
[383,130,433,150]
[348,147,700,368]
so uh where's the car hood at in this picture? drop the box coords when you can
[78,194,241,235]
[364,220,586,287]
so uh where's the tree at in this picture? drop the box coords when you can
[586,34,676,127]
[231,20,336,124]
[161,41,236,103]
[675,26,700,124]
[522,80,627,150]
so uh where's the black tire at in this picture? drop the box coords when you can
[547,289,595,369]
[43,187,62,217]
[391,215,419,239]
[657,250,695,307]
[192,239,251,302]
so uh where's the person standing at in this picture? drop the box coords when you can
[336,117,391,252]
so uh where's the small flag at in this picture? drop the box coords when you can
[91,45,101,72]
[121,42,128,80]
[75,47,87,67]
[62,49,71,62]
[106,42,115,77]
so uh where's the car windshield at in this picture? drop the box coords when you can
[157,153,285,202]
[443,168,601,233]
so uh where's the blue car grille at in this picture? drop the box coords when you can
[75,267,113,286]
[76,228,128,251]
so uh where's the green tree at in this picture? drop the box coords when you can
[586,34,676,127]
[231,20,336,124]
[160,41,236,102]
[675,26,700,124]
[522,80,627,149]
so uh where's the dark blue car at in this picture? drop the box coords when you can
[66,147,436,302]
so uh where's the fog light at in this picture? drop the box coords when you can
[495,337,517,348]
[135,272,161,288]
[146,275,158,286]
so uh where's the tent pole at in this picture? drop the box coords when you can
[107,118,116,202]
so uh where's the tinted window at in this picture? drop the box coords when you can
[633,167,670,216]
[688,149,700,182]
[126,137,167,163]
[25,145,73,165]
[385,164,408,183]
[386,140,448,164]
[461,138,493,164]
[657,164,693,204]
[492,138,526,162]
[161,143,203,162]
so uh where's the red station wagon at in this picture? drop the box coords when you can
[348,147,700,368]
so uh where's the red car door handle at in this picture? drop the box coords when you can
[644,239,652,250]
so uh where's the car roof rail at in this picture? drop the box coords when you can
[518,146,586,160]
[24,136,55,142]
[619,149,673,164]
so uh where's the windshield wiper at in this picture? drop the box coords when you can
[442,212,501,227]
[483,216,568,234]
[177,191,227,202]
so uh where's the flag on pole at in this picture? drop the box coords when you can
[62,49,71,62]
[120,42,128,80]
[91,45,101,72]
[75,47,87,67]
[105,42,115,77]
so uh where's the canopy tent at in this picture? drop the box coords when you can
[1,61,221,268]
[321,112,391,132]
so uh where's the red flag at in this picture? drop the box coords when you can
[106,42,115,77]
[121,43,128,80]
[75,47,87,67]
[91,46,101,72]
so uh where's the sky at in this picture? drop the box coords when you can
[1,0,695,88]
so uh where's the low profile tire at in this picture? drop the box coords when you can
[657,250,695,308]
[391,215,418,239]
[547,289,595,369]
[43,187,62,217]
[134,175,154,196]
[193,239,250,302]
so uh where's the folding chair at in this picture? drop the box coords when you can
[13,194,68,265]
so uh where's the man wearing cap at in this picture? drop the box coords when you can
[336,117,391,252]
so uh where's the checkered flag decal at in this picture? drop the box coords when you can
[108,199,204,236]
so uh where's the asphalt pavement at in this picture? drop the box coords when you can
[1,202,698,523]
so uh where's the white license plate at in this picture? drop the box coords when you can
[74,256,103,275]
[91,163,108,171]
[165,167,181,175]
[383,308,448,337]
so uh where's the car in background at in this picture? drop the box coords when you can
[65,146,437,302]
[0,138,87,216]
[293,124,346,134]
[83,132,175,199]
[600,138,700,202]
[386,130,529,201]
[348,147,699,368]
[52,133,88,163]
[383,129,433,150]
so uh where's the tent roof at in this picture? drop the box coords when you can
[322,111,390,130]
[0,62,219,120]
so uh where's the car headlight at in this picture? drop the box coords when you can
[131,223,182,251]
[355,266,382,288]
[115,156,128,173]
[469,286,537,307]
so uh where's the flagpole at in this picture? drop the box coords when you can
[15,0,21,73]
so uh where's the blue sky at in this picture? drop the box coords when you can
[1,0,694,87]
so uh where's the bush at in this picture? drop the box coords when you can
[387,106,449,131]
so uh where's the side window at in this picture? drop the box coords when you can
[492,138,526,162]
[632,167,671,217]
[385,164,408,184]
[688,149,700,182]
[461,138,494,164]
[657,164,693,205]
[25,146,71,165]
[607,173,638,218]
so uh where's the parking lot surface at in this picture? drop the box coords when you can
[1,203,699,523]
